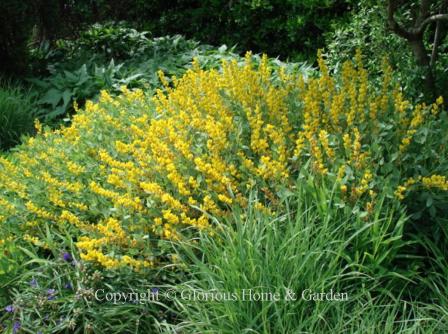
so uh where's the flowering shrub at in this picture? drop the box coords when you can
[0,51,447,273]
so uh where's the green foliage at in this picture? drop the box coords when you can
[61,22,153,60]
[325,0,448,101]
[27,27,218,123]
[325,3,412,84]
[0,237,25,309]
[0,0,353,78]
[400,112,448,220]
[133,0,351,61]
[0,82,36,151]
[27,24,311,124]
[45,0,349,60]
[29,61,126,122]
[0,241,177,333]
[167,185,448,333]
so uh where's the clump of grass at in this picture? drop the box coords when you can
[166,178,448,333]
[0,81,36,150]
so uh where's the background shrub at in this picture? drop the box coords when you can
[134,0,352,61]
[27,25,310,124]
[0,82,36,151]
[325,0,448,102]
[0,0,354,78]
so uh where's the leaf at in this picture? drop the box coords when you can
[218,45,227,53]
[426,195,433,208]
[44,106,66,121]
[38,88,62,107]
[415,127,429,144]
[27,78,49,89]
[61,89,73,109]
[429,205,436,217]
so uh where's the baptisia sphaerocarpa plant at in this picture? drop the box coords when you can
[0,51,446,272]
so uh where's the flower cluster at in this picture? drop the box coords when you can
[0,52,445,269]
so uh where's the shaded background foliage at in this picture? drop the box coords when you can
[3,0,447,98]
[0,0,353,76]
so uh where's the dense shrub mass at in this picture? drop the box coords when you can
[29,32,218,122]
[0,52,447,275]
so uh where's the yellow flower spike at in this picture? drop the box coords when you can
[34,119,43,134]
[318,130,335,160]
[25,202,54,220]
[0,198,15,213]
[99,90,114,104]
[259,54,271,82]
[67,161,86,175]
[394,185,407,200]
[191,57,201,72]
[162,209,180,225]
[23,234,40,246]
[337,165,346,181]
[351,128,363,167]
[157,70,170,89]
[218,194,233,205]
[422,175,448,191]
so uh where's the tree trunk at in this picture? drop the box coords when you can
[409,37,436,99]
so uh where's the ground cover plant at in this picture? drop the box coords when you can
[0,49,448,332]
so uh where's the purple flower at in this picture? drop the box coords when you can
[4,305,14,313]
[47,289,57,300]
[151,287,159,294]
[30,278,38,288]
[13,321,21,333]
[62,252,72,262]
[64,282,73,290]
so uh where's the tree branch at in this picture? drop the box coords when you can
[387,0,415,39]
[418,13,448,33]
[431,19,442,66]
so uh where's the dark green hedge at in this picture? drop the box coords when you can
[0,0,352,76]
